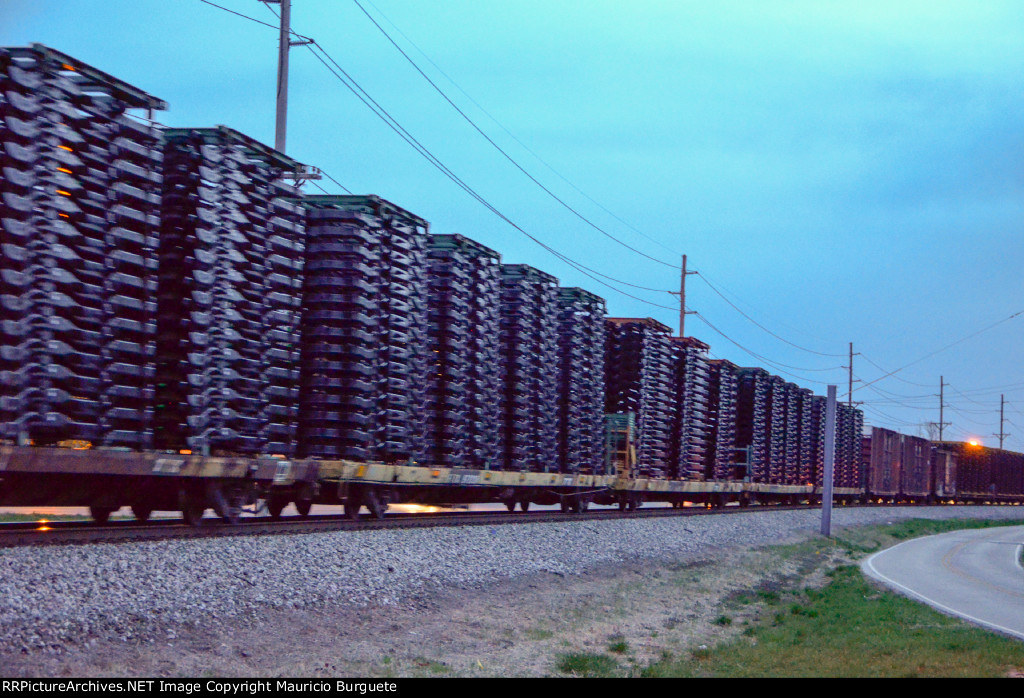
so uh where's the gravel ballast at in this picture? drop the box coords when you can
[2,505,1023,655]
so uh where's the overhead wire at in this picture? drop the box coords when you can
[360,0,683,259]
[860,404,920,428]
[211,0,1022,412]
[853,308,1024,393]
[240,0,679,306]
[694,272,845,357]
[857,352,935,388]
[205,0,877,394]
[319,170,353,194]
[691,312,843,385]
[351,0,681,270]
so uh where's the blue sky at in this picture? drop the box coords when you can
[4,1,1023,447]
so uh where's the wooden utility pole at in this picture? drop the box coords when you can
[995,395,1009,449]
[848,342,853,407]
[273,0,291,153]
[938,376,949,441]
[669,255,697,338]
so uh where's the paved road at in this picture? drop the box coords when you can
[862,525,1024,640]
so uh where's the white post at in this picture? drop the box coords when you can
[821,385,837,537]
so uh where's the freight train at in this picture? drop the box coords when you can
[2,44,1021,525]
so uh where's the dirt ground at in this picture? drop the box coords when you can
[1,540,849,678]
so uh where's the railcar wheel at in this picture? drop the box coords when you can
[295,499,312,518]
[504,499,516,513]
[365,489,387,520]
[211,483,245,524]
[618,497,628,511]
[267,496,287,520]
[181,501,205,527]
[520,500,530,512]
[579,497,590,513]
[130,505,153,522]
[560,498,571,514]
[89,506,115,524]
[345,489,363,520]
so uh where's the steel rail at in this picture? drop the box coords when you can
[0,503,825,548]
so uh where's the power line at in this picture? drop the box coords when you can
[319,170,353,194]
[304,41,678,308]
[209,0,1017,412]
[213,0,680,310]
[361,0,683,260]
[211,0,891,382]
[350,0,680,271]
[946,405,993,427]
[694,272,845,357]
[692,312,843,385]
[860,404,920,428]
[857,352,935,388]
[695,268,841,344]
[858,382,936,401]
[200,0,280,30]
[854,308,1024,393]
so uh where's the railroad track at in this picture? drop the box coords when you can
[0,503,824,548]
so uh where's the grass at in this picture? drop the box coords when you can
[639,518,1024,678]
[556,652,622,677]
[525,627,554,641]
[412,657,449,675]
[607,636,629,654]
[834,517,1021,554]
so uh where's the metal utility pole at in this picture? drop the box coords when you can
[669,254,697,338]
[821,385,837,537]
[995,395,1009,449]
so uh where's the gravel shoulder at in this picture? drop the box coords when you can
[2,505,1022,677]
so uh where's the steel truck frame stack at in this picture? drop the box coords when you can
[425,233,503,469]
[297,195,431,464]
[155,126,306,457]
[498,264,561,472]
[794,387,815,485]
[556,287,607,474]
[604,318,676,478]
[765,375,788,484]
[1,44,166,449]
[668,336,714,480]
[835,404,863,488]
[736,367,771,482]
[706,359,739,480]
